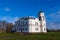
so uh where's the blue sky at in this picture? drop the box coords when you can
[0,0,60,29]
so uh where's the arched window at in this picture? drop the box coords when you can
[44,28,46,31]
[42,16,45,21]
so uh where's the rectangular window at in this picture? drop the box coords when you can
[23,28,28,31]
[19,28,21,30]
[35,22,38,26]
[35,28,38,31]
[23,28,24,31]
[25,28,27,31]
[19,28,22,32]
[20,21,24,25]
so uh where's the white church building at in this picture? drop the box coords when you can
[15,11,47,33]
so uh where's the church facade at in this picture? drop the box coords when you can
[15,11,47,33]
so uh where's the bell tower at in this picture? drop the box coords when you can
[38,10,47,32]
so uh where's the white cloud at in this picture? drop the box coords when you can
[46,10,60,18]
[14,17,19,21]
[4,7,10,12]
[0,16,19,24]
[46,10,60,29]
[57,11,60,15]
[47,22,60,30]
[46,10,60,22]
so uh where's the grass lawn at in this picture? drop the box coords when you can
[0,32,60,40]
